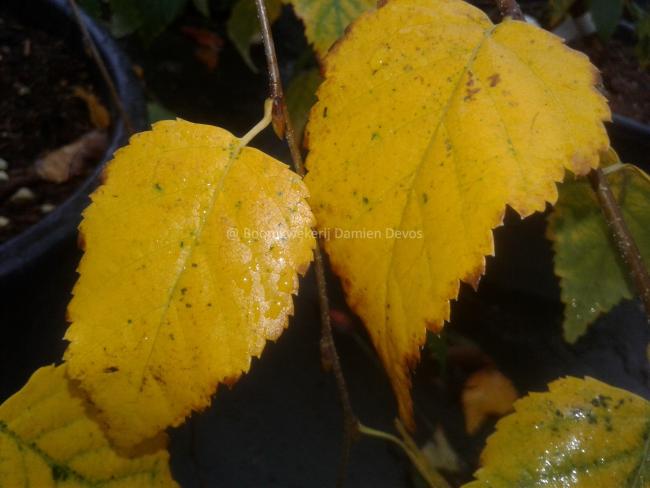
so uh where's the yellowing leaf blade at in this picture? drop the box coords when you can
[0,365,177,487]
[464,377,650,487]
[65,120,315,447]
[462,367,518,435]
[304,0,609,428]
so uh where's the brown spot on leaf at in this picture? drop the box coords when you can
[466,71,475,87]
[464,87,481,101]
[104,366,119,373]
[222,373,242,388]
[77,231,86,251]
[488,73,501,87]
[152,373,166,385]
[425,319,444,333]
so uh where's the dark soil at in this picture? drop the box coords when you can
[575,37,650,124]
[0,9,103,243]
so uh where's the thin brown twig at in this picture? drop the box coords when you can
[494,0,524,20]
[67,0,134,135]
[253,0,359,485]
[588,169,650,320]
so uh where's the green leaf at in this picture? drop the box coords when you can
[147,101,176,124]
[631,4,650,68]
[590,0,623,40]
[109,0,143,38]
[79,0,102,18]
[109,0,188,44]
[549,0,578,26]
[227,0,282,72]
[193,0,210,16]
[464,377,650,488]
[547,160,650,342]
[284,0,376,58]
[286,68,322,145]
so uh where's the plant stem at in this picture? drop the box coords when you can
[254,0,359,485]
[67,0,134,135]
[358,422,452,488]
[494,0,524,20]
[588,168,650,320]
[602,162,626,176]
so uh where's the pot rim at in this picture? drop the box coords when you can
[0,0,146,279]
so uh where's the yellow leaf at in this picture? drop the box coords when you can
[64,119,315,447]
[0,365,177,487]
[462,367,518,435]
[73,86,111,129]
[464,377,650,487]
[284,0,375,58]
[304,0,610,428]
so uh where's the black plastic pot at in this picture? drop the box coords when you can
[0,0,147,279]
[610,114,650,171]
[606,21,650,169]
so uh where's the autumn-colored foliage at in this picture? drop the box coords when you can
[64,120,315,447]
[464,377,650,487]
[304,0,609,428]
[2,0,649,485]
[0,365,176,487]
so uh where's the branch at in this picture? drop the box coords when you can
[588,169,650,320]
[253,1,359,485]
[67,0,134,135]
[494,0,524,20]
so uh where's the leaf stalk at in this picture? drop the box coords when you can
[494,0,525,20]
[358,421,452,488]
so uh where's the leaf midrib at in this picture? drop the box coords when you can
[380,23,496,336]
[138,141,241,386]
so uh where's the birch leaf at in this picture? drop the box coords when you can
[462,367,518,435]
[64,119,315,448]
[286,68,323,145]
[548,162,650,342]
[549,0,577,26]
[464,377,650,487]
[0,365,177,487]
[227,0,283,72]
[285,0,375,58]
[304,0,610,428]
